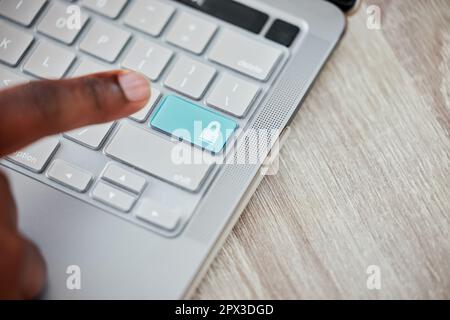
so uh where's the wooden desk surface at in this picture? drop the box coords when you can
[194,0,450,299]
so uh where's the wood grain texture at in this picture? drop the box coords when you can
[193,0,450,299]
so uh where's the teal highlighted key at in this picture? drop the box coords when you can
[150,95,237,153]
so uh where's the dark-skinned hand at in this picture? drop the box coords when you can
[0,71,151,299]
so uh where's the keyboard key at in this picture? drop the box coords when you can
[122,39,173,81]
[207,74,260,118]
[166,12,217,54]
[0,21,34,66]
[129,87,161,122]
[47,159,93,192]
[64,122,115,149]
[80,21,130,62]
[265,19,300,47]
[7,137,59,173]
[23,41,75,79]
[209,30,283,81]
[81,0,128,18]
[105,123,214,192]
[102,163,146,194]
[0,66,28,88]
[124,0,174,37]
[151,95,237,153]
[92,181,136,212]
[71,58,112,77]
[37,2,89,44]
[164,56,216,100]
[0,0,46,26]
[136,199,180,231]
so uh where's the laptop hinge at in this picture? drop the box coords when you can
[326,0,359,12]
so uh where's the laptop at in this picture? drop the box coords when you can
[0,0,355,299]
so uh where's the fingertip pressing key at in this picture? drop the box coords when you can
[118,71,152,103]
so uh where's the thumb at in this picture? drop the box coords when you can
[20,238,46,300]
[0,70,151,157]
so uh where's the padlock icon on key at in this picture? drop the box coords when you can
[199,121,221,145]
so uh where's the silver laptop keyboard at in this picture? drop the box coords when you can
[0,0,295,237]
